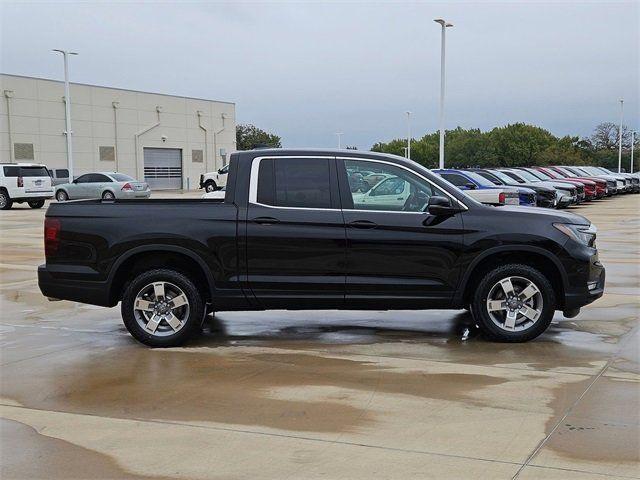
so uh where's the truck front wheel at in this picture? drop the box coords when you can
[204,181,217,193]
[121,268,204,347]
[471,264,555,342]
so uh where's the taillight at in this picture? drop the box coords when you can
[498,192,506,204]
[121,183,133,191]
[44,218,61,257]
[17,176,23,188]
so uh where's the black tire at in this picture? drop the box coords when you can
[0,190,12,210]
[56,190,68,202]
[121,268,205,347]
[102,191,115,200]
[471,264,555,342]
[204,181,217,193]
[28,199,45,209]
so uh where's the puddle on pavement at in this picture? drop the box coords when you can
[1,347,512,433]
[0,418,165,480]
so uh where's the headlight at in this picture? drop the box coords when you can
[553,223,597,247]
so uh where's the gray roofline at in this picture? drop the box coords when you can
[0,72,235,106]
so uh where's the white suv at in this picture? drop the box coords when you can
[199,164,229,192]
[0,163,54,210]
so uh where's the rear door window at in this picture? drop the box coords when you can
[256,158,333,209]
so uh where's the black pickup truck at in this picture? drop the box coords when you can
[39,149,605,346]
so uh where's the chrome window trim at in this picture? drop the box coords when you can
[248,155,468,212]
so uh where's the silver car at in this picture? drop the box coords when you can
[55,172,151,201]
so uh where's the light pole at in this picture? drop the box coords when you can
[631,130,635,173]
[406,111,412,160]
[617,99,624,173]
[335,132,343,149]
[53,49,78,181]
[434,19,453,170]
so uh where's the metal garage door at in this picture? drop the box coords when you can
[143,148,183,190]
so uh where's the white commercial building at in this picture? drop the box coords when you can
[0,74,236,189]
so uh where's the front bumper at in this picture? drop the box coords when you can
[562,247,605,310]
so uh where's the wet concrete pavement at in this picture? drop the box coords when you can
[1,193,638,479]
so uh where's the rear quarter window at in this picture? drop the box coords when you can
[3,166,20,177]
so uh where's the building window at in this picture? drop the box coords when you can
[14,143,34,160]
[192,149,203,163]
[99,146,115,162]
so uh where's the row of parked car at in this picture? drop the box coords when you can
[0,162,151,210]
[432,165,639,208]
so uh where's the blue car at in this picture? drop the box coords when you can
[432,169,537,206]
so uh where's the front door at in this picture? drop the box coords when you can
[338,158,466,309]
[245,156,346,308]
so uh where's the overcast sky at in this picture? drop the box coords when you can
[1,1,638,149]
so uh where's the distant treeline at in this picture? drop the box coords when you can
[371,122,637,171]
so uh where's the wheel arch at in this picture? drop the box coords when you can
[108,245,215,306]
[55,187,69,198]
[457,246,567,309]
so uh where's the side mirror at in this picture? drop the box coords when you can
[464,183,476,190]
[427,196,462,216]
[72,179,78,184]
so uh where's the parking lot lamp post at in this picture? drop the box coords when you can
[53,49,78,181]
[631,130,635,173]
[617,99,624,173]
[406,111,412,160]
[434,19,453,169]
[335,132,343,149]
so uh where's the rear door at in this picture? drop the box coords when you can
[245,156,346,308]
[338,157,466,308]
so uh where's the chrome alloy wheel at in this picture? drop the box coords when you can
[0,193,7,209]
[486,276,543,332]
[133,281,190,337]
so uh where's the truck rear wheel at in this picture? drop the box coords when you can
[121,268,204,347]
[28,199,45,209]
[471,264,555,342]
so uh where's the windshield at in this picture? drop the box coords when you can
[464,171,497,187]
[513,169,540,182]
[572,167,590,176]
[490,170,514,184]
[555,167,576,177]
[526,169,550,180]
[500,170,525,182]
[110,173,135,182]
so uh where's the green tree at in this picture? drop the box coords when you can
[236,124,282,150]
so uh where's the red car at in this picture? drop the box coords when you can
[535,167,597,200]
[559,166,609,198]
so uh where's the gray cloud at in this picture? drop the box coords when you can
[1,0,638,149]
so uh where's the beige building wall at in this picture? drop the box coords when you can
[0,74,236,189]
